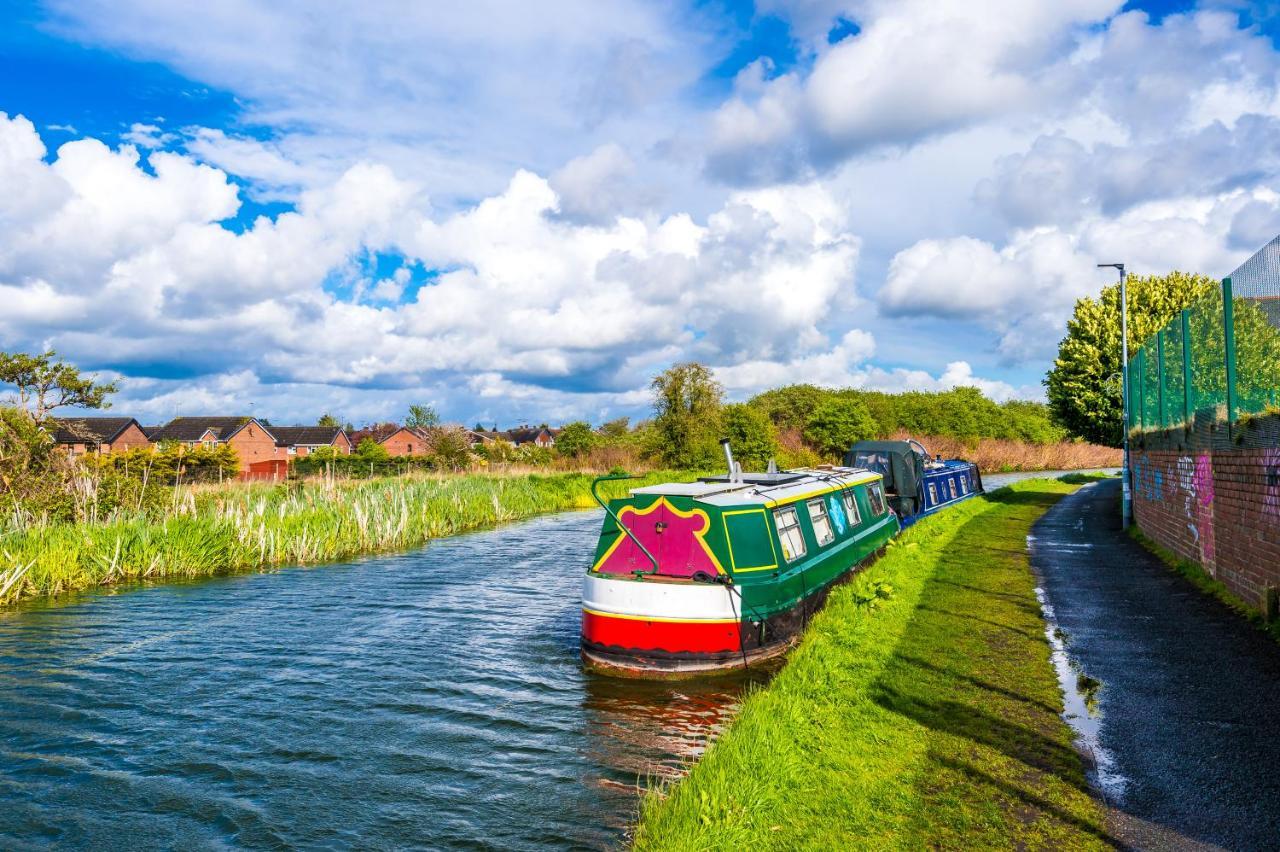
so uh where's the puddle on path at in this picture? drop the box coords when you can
[1029,530,1128,806]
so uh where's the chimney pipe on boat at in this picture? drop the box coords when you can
[720,438,738,482]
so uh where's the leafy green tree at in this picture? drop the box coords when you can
[1046,271,1218,446]
[0,350,118,422]
[406,404,440,429]
[803,398,877,459]
[722,403,778,470]
[317,413,342,428]
[356,437,391,460]
[651,362,724,468]
[555,421,598,458]
[428,427,472,471]
[748,384,832,431]
[599,417,631,439]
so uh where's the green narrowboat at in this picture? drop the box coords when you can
[581,441,899,676]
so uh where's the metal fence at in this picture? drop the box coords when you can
[1127,235,1280,448]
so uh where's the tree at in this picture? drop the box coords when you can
[722,403,778,470]
[406,404,440,429]
[804,397,877,459]
[0,350,118,422]
[600,417,631,439]
[1046,271,1218,446]
[317,413,342,428]
[651,362,724,468]
[355,437,390,460]
[428,427,472,471]
[748,384,832,431]
[555,421,598,458]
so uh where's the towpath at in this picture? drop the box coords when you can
[1031,479,1280,851]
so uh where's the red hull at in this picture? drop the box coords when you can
[581,610,744,656]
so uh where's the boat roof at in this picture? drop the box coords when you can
[630,466,882,508]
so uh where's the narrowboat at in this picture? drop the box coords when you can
[844,439,982,527]
[581,441,900,677]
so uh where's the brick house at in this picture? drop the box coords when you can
[52,417,152,455]
[379,426,433,457]
[271,426,353,457]
[488,426,560,447]
[149,417,282,464]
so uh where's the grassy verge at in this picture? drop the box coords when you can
[0,470,694,605]
[633,479,1113,850]
[1129,526,1280,644]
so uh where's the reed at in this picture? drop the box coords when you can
[897,431,1122,472]
[0,470,692,605]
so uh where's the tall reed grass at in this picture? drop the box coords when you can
[897,431,1121,472]
[0,470,691,605]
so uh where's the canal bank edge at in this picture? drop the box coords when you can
[632,477,1114,850]
[0,471,702,606]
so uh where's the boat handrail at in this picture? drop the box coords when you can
[590,474,660,577]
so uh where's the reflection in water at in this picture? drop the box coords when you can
[0,509,771,850]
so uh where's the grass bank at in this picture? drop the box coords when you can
[897,431,1121,473]
[0,470,693,605]
[633,479,1113,850]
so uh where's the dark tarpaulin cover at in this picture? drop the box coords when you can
[844,440,925,514]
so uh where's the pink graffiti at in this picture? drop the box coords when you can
[1194,454,1215,563]
[1263,448,1280,519]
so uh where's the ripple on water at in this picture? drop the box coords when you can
[0,510,767,849]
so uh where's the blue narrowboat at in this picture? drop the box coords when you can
[844,439,982,526]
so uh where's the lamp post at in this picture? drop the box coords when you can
[1098,262,1131,529]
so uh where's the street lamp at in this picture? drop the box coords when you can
[1098,262,1131,529]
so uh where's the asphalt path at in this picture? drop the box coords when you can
[1030,479,1280,851]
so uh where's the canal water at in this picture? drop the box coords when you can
[0,469,1112,849]
[0,511,766,850]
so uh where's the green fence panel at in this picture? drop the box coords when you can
[1162,320,1185,429]
[1187,282,1227,428]
[1142,337,1161,430]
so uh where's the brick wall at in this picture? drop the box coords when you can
[382,429,425,457]
[105,422,152,453]
[1131,448,1280,608]
[228,422,283,464]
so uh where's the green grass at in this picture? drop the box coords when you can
[0,470,695,605]
[633,479,1113,850]
[1129,526,1280,644]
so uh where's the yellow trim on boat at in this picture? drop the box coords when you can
[760,474,880,508]
[721,508,780,573]
[582,607,738,624]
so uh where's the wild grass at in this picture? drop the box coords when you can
[632,478,1114,850]
[897,431,1122,473]
[0,470,693,605]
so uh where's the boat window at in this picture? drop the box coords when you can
[927,482,938,504]
[959,476,968,495]
[773,506,807,562]
[949,479,959,500]
[806,498,835,546]
[853,451,889,475]
[868,483,887,516]
[842,490,861,527]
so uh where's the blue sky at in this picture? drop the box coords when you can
[2,0,1280,426]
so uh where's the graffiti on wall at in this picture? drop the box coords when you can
[1133,456,1164,502]
[1194,454,1215,564]
[1264,448,1280,519]
[1173,454,1216,567]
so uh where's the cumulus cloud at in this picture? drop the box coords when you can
[0,113,908,422]
[881,189,1266,363]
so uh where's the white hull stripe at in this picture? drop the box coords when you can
[582,573,741,621]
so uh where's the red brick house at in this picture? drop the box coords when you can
[149,417,281,464]
[52,417,152,455]
[379,426,433,457]
[271,426,352,457]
